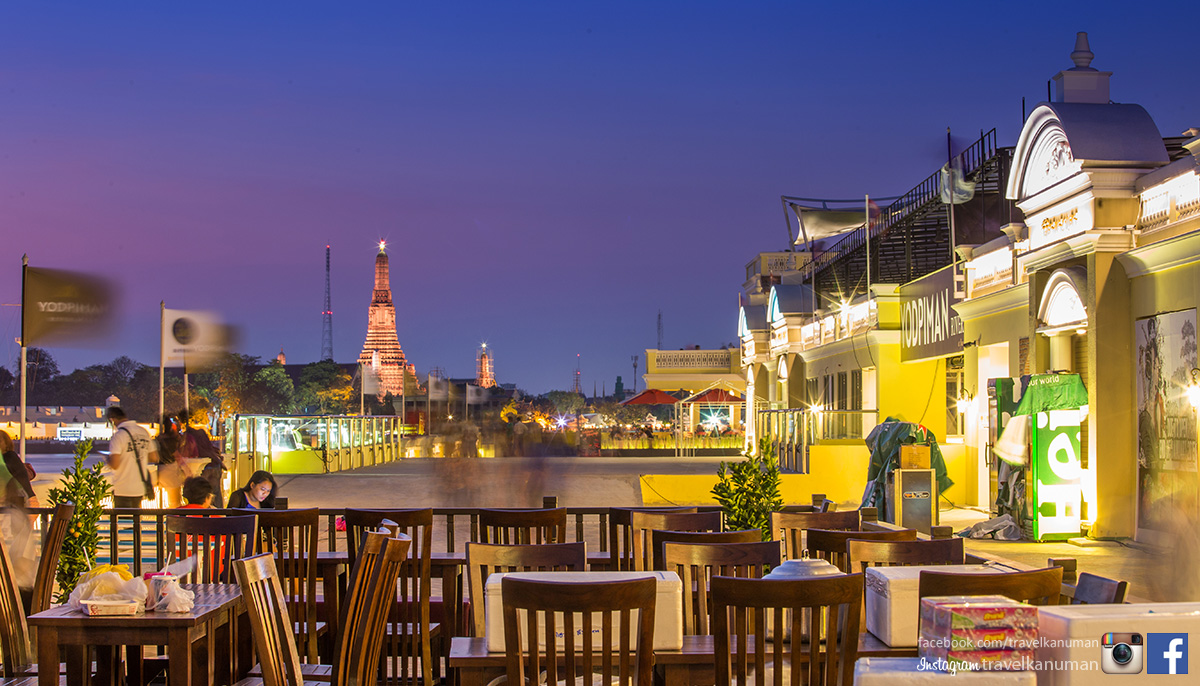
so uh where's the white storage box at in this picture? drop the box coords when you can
[866,565,1004,647]
[855,657,1036,685]
[1035,602,1200,685]
[485,571,682,653]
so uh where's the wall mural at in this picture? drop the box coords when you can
[1136,308,1199,531]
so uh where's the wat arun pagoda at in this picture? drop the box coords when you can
[359,241,418,398]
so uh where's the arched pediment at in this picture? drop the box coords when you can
[1008,106,1082,202]
[1037,268,1089,330]
[1008,103,1168,205]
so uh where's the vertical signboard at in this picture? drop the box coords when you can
[1031,408,1084,540]
[899,265,963,362]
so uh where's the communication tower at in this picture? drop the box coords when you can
[631,355,638,394]
[657,310,663,350]
[476,343,496,388]
[570,354,582,394]
[321,245,334,361]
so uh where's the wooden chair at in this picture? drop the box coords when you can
[769,510,861,560]
[476,508,567,544]
[607,507,698,570]
[649,529,761,572]
[164,514,258,583]
[662,541,781,636]
[1071,572,1129,605]
[0,535,33,679]
[712,574,863,686]
[806,528,917,573]
[343,509,440,686]
[629,511,721,571]
[846,537,965,575]
[918,566,1064,606]
[820,499,838,512]
[254,508,323,662]
[234,532,411,686]
[501,576,657,686]
[464,541,587,638]
[29,503,74,616]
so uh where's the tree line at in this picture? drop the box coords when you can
[0,348,357,422]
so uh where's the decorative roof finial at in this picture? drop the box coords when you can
[1070,32,1094,69]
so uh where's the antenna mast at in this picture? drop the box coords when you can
[657,310,663,349]
[570,354,582,394]
[321,244,334,361]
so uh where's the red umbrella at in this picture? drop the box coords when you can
[688,389,742,403]
[620,388,679,405]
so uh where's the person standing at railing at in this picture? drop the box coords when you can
[154,416,188,508]
[0,430,39,509]
[178,410,226,508]
[105,406,160,509]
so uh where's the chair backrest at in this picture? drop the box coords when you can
[629,510,722,571]
[662,541,782,636]
[30,502,75,615]
[712,575,864,686]
[608,507,698,570]
[465,541,587,637]
[649,529,761,571]
[336,533,412,686]
[806,528,917,573]
[0,536,31,677]
[165,514,258,583]
[845,536,961,576]
[769,510,861,559]
[501,576,657,686]
[918,566,1064,606]
[254,508,321,661]
[234,553,305,686]
[343,508,435,686]
[1071,572,1129,605]
[821,499,838,512]
[476,508,568,544]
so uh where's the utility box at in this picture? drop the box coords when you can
[886,469,937,534]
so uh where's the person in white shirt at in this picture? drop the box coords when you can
[105,406,159,508]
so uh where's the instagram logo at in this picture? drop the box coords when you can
[1101,632,1144,674]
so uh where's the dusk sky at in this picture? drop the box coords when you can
[3,2,1199,395]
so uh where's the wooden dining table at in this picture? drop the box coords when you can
[28,583,248,686]
[450,633,916,686]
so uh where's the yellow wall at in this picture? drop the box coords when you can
[641,442,967,508]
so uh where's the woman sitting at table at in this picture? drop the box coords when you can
[227,470,277,509]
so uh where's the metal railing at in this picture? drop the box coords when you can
[756,408,880,472]
[225,414,405,485]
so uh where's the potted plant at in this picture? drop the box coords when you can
[711,438,783,540]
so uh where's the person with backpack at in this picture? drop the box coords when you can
[106,406,160,509]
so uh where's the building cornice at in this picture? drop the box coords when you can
[1018,230,1136,272]
[1117,227,1200,278]
[798,329,898,364]
[953,282,1031,321]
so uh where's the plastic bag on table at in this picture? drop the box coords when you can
[67,570,148,613]
[152,577,195,613]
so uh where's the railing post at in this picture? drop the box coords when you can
[860,507,878,523]
[930,525,953,540]
[811,493,825,508]
[542,496,558,508]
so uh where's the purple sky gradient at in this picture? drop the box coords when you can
[3,3,1198,394]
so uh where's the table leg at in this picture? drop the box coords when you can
[126,645,145,686]
[204,619,217,686]
[168,629,194,686]
[456,666,487,686]
[236,606,254,680]
[320,565,341,658]
[37,628,61,686]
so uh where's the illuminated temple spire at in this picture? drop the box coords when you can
[359,241,416,398]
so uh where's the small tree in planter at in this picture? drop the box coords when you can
[711,438,783,540]
[47,439,112,603]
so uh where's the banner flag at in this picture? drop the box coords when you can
[361,361,381,396]
[22,266,115,347]
[162,308,228,371]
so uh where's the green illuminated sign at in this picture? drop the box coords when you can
[1031,409,1084,540]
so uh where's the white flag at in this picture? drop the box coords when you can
[162,309,227,371]
[940,158,976,205]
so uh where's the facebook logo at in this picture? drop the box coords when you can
[1148,633,1188,675]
